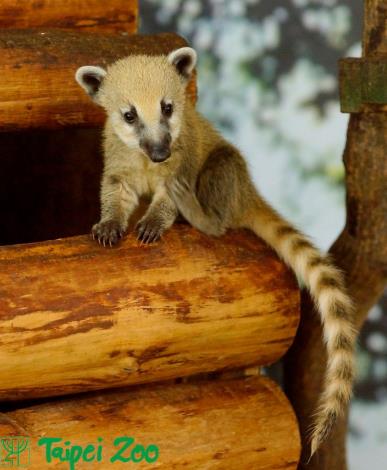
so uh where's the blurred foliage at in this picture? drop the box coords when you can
[141,0,362,110]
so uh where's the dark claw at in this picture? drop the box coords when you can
[91,220,123,247]
[136,218,163,244]
[148,231,160,243]
[143,232,152,244]
[140,228,153,244]
[136,224,145,240]
[137,230,146,242]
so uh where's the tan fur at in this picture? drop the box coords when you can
[75,48,356,454]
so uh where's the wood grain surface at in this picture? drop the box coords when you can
[0,0,138,33]
[0,225,299,400]
[0,376,301,469]
[0,31,197,130]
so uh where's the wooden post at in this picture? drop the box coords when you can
[284,1,387,468]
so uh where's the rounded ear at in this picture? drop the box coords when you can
[75,65,107,103]
[167,47,197,80]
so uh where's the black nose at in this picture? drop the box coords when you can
[150,145,171,162]
[141,136,171,163]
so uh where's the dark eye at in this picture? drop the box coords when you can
[161,102,173,118]
[123,109,137,124]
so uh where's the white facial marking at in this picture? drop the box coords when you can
[111,111,138,149]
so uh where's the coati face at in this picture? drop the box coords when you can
[75,47,197,163]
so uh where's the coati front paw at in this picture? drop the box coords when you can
[91,220,124,247]
[136,216,165,244]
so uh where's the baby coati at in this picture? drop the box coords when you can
[75,46,356,455]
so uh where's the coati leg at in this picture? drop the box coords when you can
[168,179,226,236]
[136,188,178,243]
[92,175,139,246]
[168,145,250,236]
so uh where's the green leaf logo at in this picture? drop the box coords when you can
[0,437,30,468]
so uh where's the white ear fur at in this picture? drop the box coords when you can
[167,47,197,79]
[75,65,107,103]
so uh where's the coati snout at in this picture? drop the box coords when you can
[140,134,171,162]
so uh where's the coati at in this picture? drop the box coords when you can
[75,46,356,455]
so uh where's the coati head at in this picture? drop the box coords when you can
[75,47,196,163]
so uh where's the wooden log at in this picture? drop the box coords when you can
[0,0,138,34]
[0,225,299,401]
[0,31,197,130]
[0,377,301,469]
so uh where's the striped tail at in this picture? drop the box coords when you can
[247,201,356,455]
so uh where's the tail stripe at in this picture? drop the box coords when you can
[248,208,356,456]
[307,255,332,269]
[276,225,297,238]
[315,275,342,292]
[329,298,354,322]
[291,238,312,253]
[334,332,354,352]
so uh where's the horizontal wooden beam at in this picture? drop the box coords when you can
[0,377,300,469]
[0,0,138,33]
[0,31,197,130]
[0,225,299,401]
